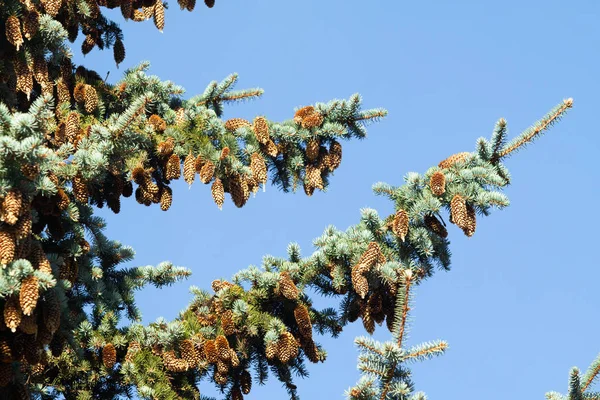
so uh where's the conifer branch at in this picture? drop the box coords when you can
[582,354,600,392]
[394,270,413,350]
[498,98,573,159]
[401,341,447,363]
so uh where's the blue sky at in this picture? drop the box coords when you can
[74,1,600,398]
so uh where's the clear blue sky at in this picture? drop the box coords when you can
[74,1,599,398]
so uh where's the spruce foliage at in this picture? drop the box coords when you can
[0,1,584,399]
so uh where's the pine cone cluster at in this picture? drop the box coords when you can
[294,106,324,129]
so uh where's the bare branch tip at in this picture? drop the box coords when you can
[564,98,574,107]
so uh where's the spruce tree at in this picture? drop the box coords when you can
[0,1,584,399]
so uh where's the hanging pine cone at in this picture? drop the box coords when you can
[160,186,173,211]
[263,139,278,157]
[153,1,165,31]
[106,194,121,214]
[32,242,51,275]
[358,241,382,269]
[361,304,375,334]
[221,310,235,335]
[199,160,215,184]
[224,118,250,131]
[131,166,147,185]
[1,189,22,225]
[183,152,196,184]
[351,265,369,299]
[83,85,98,113]
[162,350,189,372]
[240,370,252,394]
[113,39,126,66]
[215,335,230,360]
[4,297,22,333]
[125,341,141,363]
[305,139,320,162]
[21,164,39,181]
[5,16,23,51]
[265,341,277,361]
[0,227,15,265]
[450,194,468,231]
[328,140,342,171]
[73,82,86,103]
[424,214,448,238]
[211,178,225,209]
[214,371,228,385]
[23,10,40,40]
[252,116,270,144]
[73,173,88,203]
[43,292,61,334]
[205,0,215,8]
[15,212,32,241]
[277,332,298,364]
[14,56,33,98]
[122,180,133,198]
[317,146,331,172]
[203,339,218,363]
[429,171,446,196]
[56,78,71,105]
[301,338,321,363]
[131,9,145,21]
[102,343,117,369]
[19,275,39,316]
[231,386,243,400]
[0,338,12,363]
[33,55,49,93]
[219,147,230,160]
[438,152,471,169]
[149,114,167,132]
[463,203,477,237]
[21,333,40,364]
[193,154,205,173]
[278,272,299,300]
[121,0,133,19]
[0,362,12,387]
[294,304,312,339]
[180,339,199,368]
[368,292,385,324]
[81,34,95,55]
[303,182,315,197]
[165,154,181,180]
[305,165,323,191]
[392,209,409,242]
[65,112,80,144]
[41,0,63,16]
[250,153,267,185]
[229,175,248,208]
[80,239,91,254]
